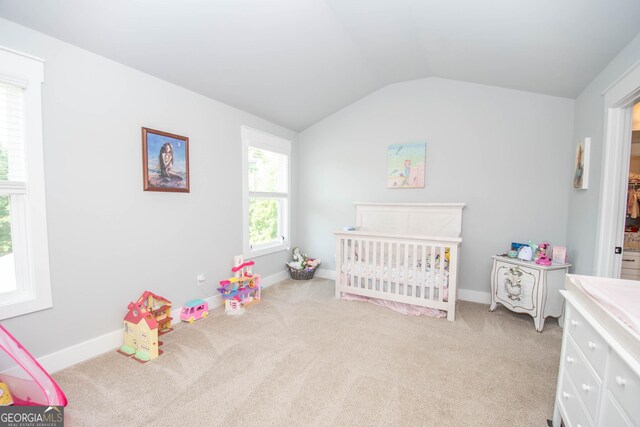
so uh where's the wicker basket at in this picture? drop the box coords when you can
[286,265,317,280]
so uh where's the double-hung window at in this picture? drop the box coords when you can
[0,47,52,320]
[242,126,291,258]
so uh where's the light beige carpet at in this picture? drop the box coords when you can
[54,278,562,426]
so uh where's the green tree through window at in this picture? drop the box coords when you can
[248,146,286,247]
[249,199,278,246]
[0,144,11,256]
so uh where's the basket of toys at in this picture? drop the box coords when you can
[286,247,321,280]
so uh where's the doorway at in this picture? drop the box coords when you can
[595,60,640,278]
[621,102,640,280]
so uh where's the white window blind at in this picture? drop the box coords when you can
[0,81,26,185]
[242,126,291,258]
[0,46,52,320]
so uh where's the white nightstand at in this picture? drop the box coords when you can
[490,255,571,332]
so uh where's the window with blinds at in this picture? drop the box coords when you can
[0,81,25,295]
[0,47,52,320]
[242,126,291,258]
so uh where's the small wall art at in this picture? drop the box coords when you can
[387,142,426,189]
[573,137,590,190]
[142,127,190,193]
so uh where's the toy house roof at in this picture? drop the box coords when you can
[124,302,158,329]
[137,291,171,306]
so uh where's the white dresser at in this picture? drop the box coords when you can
[490,256,571,332]
[553,275,640,427]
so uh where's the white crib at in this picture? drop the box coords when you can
[334,203,465,321]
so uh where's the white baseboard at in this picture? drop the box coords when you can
[39,270,289,374]
[37,329,124,374]
[457,289,491,304]
[315,268,336,280]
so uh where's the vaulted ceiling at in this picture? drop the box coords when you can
[1,0,639,131]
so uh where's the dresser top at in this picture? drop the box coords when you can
[563,274,640,365]
[492,255,571,270]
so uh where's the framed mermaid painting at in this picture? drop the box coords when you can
[142,127,190,193]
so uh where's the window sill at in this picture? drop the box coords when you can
[246,243,288,259]
[0,293,52,320]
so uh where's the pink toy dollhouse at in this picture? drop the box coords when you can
[217,255,261,315]
[119,299,163,362]
[136,291,173,335]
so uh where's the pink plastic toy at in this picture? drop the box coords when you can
[217,255,261,315]
[180,299,209,323]
[0,325,67,406]
[535,242,552,265]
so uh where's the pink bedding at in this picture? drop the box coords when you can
[572,276,640,336]
[341,293,446,318]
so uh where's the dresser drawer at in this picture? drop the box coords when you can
[493,262,539,313]
[600,392,632,427]
[564,337,601,420]
[557,371,593,427]
[621,251,640,271]
[566,306,608,378]
[620,268,640,280]
[605,351,640,425]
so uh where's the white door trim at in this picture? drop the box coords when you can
[595,62,640,277]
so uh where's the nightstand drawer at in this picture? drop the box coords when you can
[566,306,608,378]
[605,352,640,425]
[493,262,538,312]
[564,337,601,420]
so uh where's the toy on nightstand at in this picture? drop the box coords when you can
[217,255,261,315]
[535,242,552,265]
[180,299,209,323]
[0,383,14,406]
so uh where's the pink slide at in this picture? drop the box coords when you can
[231,260,254,273]
[0,325,67,406]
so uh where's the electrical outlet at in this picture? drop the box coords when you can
[196,274,206,286]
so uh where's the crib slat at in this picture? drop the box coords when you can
[380,242,386,292]
[439,245,446,302]
[364,240,370,289]
[429,246,435,300]
[395,242,401,295]
[350,238,355,289]
[343,238,348,275]
[387,241,392,293]
[398,243,409,295]
[420,244,427,300]
[377,242,383,292]
[447,244,458,321]
[372,240,378,291]
[357,240,364,288]
[412,244,417,298]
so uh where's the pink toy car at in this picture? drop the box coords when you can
[180,299,209,323]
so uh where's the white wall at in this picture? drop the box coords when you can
[298,78,574,296]
[0,19,297,357]
[567,33,640,274]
